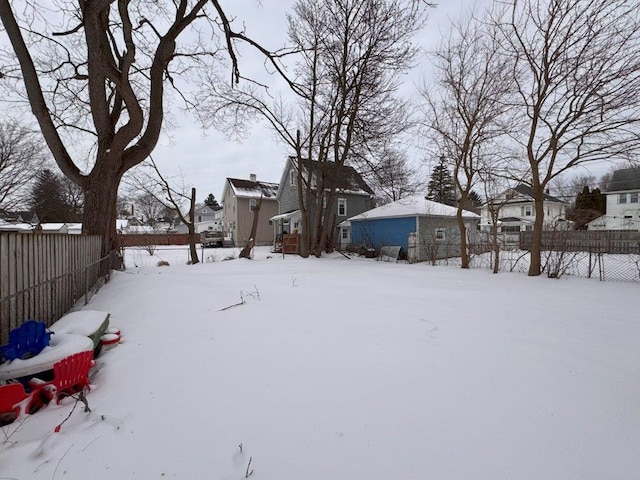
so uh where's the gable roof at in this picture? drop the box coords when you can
[281,157,374,196]
[348,194,480,221]
[607,167,640,192]
[227,178,279,199]
[512,184,565,203]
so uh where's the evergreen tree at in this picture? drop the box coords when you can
[426,157,456,206]
[570,186,606,229]
[204,193,220,208]
[463,189,483,212]
[30,169,72,222]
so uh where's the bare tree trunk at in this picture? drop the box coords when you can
[188,188,199,265]
[82,172,121,256]
[528,186,545,276]
[456,192,470,269]
[240,198,262,259]
[490,218,500,274]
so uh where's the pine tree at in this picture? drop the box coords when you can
[204,193,220,208]
[426,158,456,206]
[30,169,71,222]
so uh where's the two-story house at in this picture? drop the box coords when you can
[271,157,374,248]
[480,184,567,235]
[221,174,279,246]
[176,204,224,234]
[587,166,640,231]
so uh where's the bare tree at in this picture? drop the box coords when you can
[423,12,515,269]
[365,146,422,204]
[491,0,640,276]
[0,1,287,255]
[134,192,166,228]
[201,0,431,257]
[127,159,199,264]
[479,168,519,274]
[0,121,47,210]
[239,196,262,259]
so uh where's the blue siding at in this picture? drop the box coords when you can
[350,216,417,250]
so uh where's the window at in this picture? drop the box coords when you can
[249,198,257,212]
[289,169,296,186]
[502,225,521,233]
[293,221,299,232]
[630,192,639,203]
[435,228,446,241]
[619,193,627,204]
[521,205,532,216]
[338,198,347,216]
[341,228,349,240]
[197,215,202,222]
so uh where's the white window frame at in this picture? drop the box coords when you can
[521,205,533,216]
[630,192,639,204]
[435,228,446,241]
[338,198,347,216]
[289,169,296,186]
[249,198,257,212]
[619,193,627,204]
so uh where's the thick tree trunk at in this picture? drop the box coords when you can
[82,172,121,258]
[528,187,545,276]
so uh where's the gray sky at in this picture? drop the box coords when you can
[148,0,477,202]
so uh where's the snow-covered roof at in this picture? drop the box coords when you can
[0,222,34,232]
[348,195,480,221]
[39,223,67,232]
[228,178,279,199]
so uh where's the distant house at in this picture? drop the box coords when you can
[346,195,480,262]
[176,204,224,235]
[38,223,69,234]
[0,221,33,232]
[67,223,83,235]
[271,157,374,247]
[479,184,568,236]
[587,167,640,231]
[0,210,39,225]
[221,174,279,246]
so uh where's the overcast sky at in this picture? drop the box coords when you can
[147,0,479,203]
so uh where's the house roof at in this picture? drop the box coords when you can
[227,178,279,199]
[512,184,565,203]
[607,167,640,192]
[348,194,480,221]
[283,157,374,196]
[0,210,38,223]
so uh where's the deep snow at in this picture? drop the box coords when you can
[1,246,639,479]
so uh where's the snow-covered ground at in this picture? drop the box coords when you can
[1,246,639,479]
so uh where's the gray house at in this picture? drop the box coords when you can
[271,157,374,249]
[346,194,480,262]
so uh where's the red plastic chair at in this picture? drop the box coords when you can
[31,351,95,404]
[0,383,41,426]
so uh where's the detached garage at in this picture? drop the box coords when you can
[342,195,480,262]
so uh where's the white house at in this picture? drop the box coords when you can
[587,167,640,231]
[480,184,568,234]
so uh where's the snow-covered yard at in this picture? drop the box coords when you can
[1,246,639,479]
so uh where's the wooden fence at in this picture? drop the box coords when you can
[118,233,193,247]
[519,230,640,254]
[0,233,110,343]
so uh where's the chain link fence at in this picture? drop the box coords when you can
[467,231,640,282]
